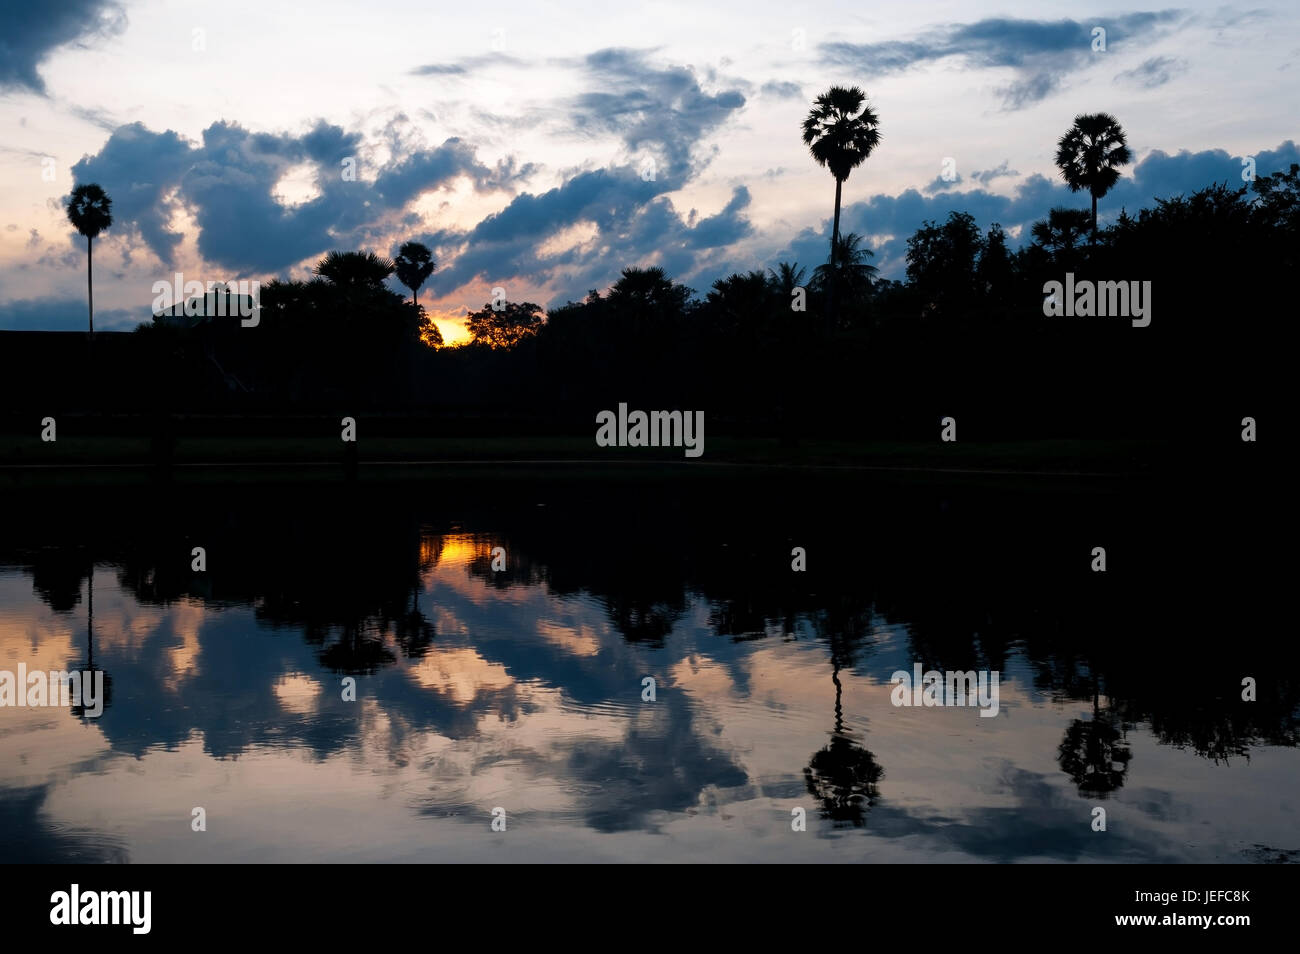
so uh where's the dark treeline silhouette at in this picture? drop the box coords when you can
[446,161,1290,445]
[3,155,1293,451]
[2,465,1292,788]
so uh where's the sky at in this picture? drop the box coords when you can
[1,0,1297,342]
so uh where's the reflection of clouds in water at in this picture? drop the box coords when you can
[2,499,1298,863]
[273,672,322,716]
[407,647,513,704]
[163,600,206,692]
[534,618,603,658]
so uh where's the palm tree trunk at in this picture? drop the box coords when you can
[828,177,843,332]
[832,658,844,735]
[87,235,94,335]
[87,563,94,667]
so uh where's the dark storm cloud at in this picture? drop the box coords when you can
[820,11,1187,109]
[0,0,126,94]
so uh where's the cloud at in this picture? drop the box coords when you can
[820,12,1187,109]
[0,0,126,94]
[411,64,470,76]
[396,47,752,305]
[970,160,1020,186]
[69,119,504,274]
[760,80,804,98]
[923,159,1020,193]
[569,48,746,183]
[410,54,526,76]
[1114,55,1189,88]
[66,122,195,264]
[422,163,753,307]
[60,47,748,294]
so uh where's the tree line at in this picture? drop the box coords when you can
[42,91,1293,441]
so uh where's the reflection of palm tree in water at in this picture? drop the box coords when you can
[72,562,111,718]
[1057,680,1131,795]
[804,636,883,827]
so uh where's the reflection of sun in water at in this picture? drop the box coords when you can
[420,533,507,576]
[273,672,322,715]
[429,533,486,568]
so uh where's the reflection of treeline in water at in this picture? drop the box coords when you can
[3,469,1292,773]
[1,165,1294,444]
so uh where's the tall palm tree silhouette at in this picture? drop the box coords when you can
[1055,113,1132,245]
[393,241,435,307]
[802,86,881,324]
[66,184,112,334]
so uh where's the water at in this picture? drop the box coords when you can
[1,467,1294,862]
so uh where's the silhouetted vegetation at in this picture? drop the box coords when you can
[5,135,1294,463]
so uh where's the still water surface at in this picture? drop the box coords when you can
[1,468,1294,862]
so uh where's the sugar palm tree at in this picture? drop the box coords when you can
[802,86,881,319]
[314,250,395,287]
[804,629,883,826]
[1055,113,1132,244]
[393,241,435,307]
[66,184,112,334]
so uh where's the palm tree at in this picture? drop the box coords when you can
[1057,680,1132,795]
[1055,113,1132,244]
[393,241,435,307]
[1031,207,1094,265]
[767,261,807,299]
[314,250,395,287]
[802,86,881,319]
[66,184,112,334]
[804,628,883,826]
[812,232,878,308]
